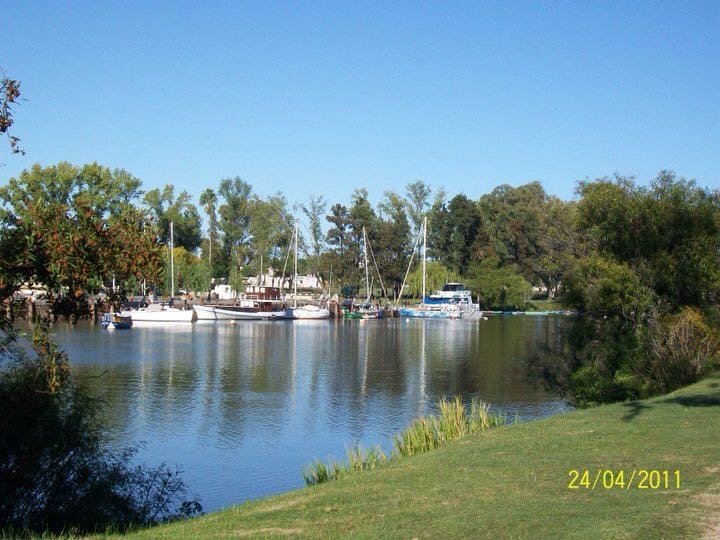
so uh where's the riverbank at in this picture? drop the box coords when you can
[122,375,720,538]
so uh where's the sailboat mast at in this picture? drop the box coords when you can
[170,221,175,298]
[363,226,370,302]
[422,216,426,303]
[293,222,298,308]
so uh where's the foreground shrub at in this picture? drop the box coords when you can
[638,307,720,394]
[0,328,202,535]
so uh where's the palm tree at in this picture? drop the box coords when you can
[199,188,218,277]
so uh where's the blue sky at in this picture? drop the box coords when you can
[3,0,719,209]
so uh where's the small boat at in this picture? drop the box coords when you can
[194,304,285,321]
[129,303,197,323]
[195,285,286,321]
[283,222,330,320]
[128,221,197,324]
[101,312,132,330]
[285,304,331,320]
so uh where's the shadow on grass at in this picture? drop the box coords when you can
[623,382,720,421]
[660,394,720,407]
[622,401,652,421]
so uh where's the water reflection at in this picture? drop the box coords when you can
[52,316,571,511]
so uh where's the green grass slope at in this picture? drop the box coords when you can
[128,376,720,538]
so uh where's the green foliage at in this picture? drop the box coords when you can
[218,177,253,278]
[429,194,481,274]
[637,307,720,395]
[163,247,210,295]
[540,172,720,406]
[576,172,719,309]
[199,188,219,278]
[405,261,460,299]
[465,258,532,310]
[144,185,203,252]
[0,162,162,311]
[404,179,433,239]
[394,396,505,457]
[299,195,328,275]
[302,445,388,486]
[0,327,202,534]
[561,255,655,322]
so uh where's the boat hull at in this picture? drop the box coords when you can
[129,308,196,323]
[399,307,464,319]
[194,305,286,321]
[285,306,331,320]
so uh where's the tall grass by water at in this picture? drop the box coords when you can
[303,397,505,485]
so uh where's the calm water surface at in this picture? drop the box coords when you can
[51,317,571,512]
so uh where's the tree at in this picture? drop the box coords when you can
[404,261,460,299]
[405,179,433,239]
[144,185,202,252]
[1,71,23,155]
[375,191,412,298]
[576,172,720,309]
[199,188,218,278]
[299,194,327,277]
[0,162,162,314]
[324,203,351,292]
[465,258,533,311]
[477,182,549,285]
[347,189,377,292]
[248,192,293,276]
[0,164,200,533]
[217,177,253,279]
[430,194,481,275]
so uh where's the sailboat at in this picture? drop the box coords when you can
[354,226,382,319]
[398,217,464,319]
[283,222,330,320]
[129,221,196,323]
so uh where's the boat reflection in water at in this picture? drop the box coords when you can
[58,315,571,512]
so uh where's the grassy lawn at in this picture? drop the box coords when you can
[125,376,720,538]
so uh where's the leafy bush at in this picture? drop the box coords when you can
[637,308,720,394]
[465,259,532,310]
[0,328,202,535]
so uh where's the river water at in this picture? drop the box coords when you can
[51,316,571,512]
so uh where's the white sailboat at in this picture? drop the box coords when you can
[129,221,196,324]
[398,217,465,319]
[284,222,330,320]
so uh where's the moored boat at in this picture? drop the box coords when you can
[194,304,285,321]
[101,312,133,330]
[129,303,196,323]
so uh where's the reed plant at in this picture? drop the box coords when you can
[394,397,505,458]
[302,445,388,486]
[303,399,505,485]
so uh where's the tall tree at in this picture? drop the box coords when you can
[405,179,432,239]
[477,181,549,284]
[143,185,203,252]
[347,189,377,293]
[375,191,412,298]
[248,192,293,276]
[199,188,218,278]
[429,194,481,275]
[324,203,351,291]
[217,177,253,279]
[299,194,328,276]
